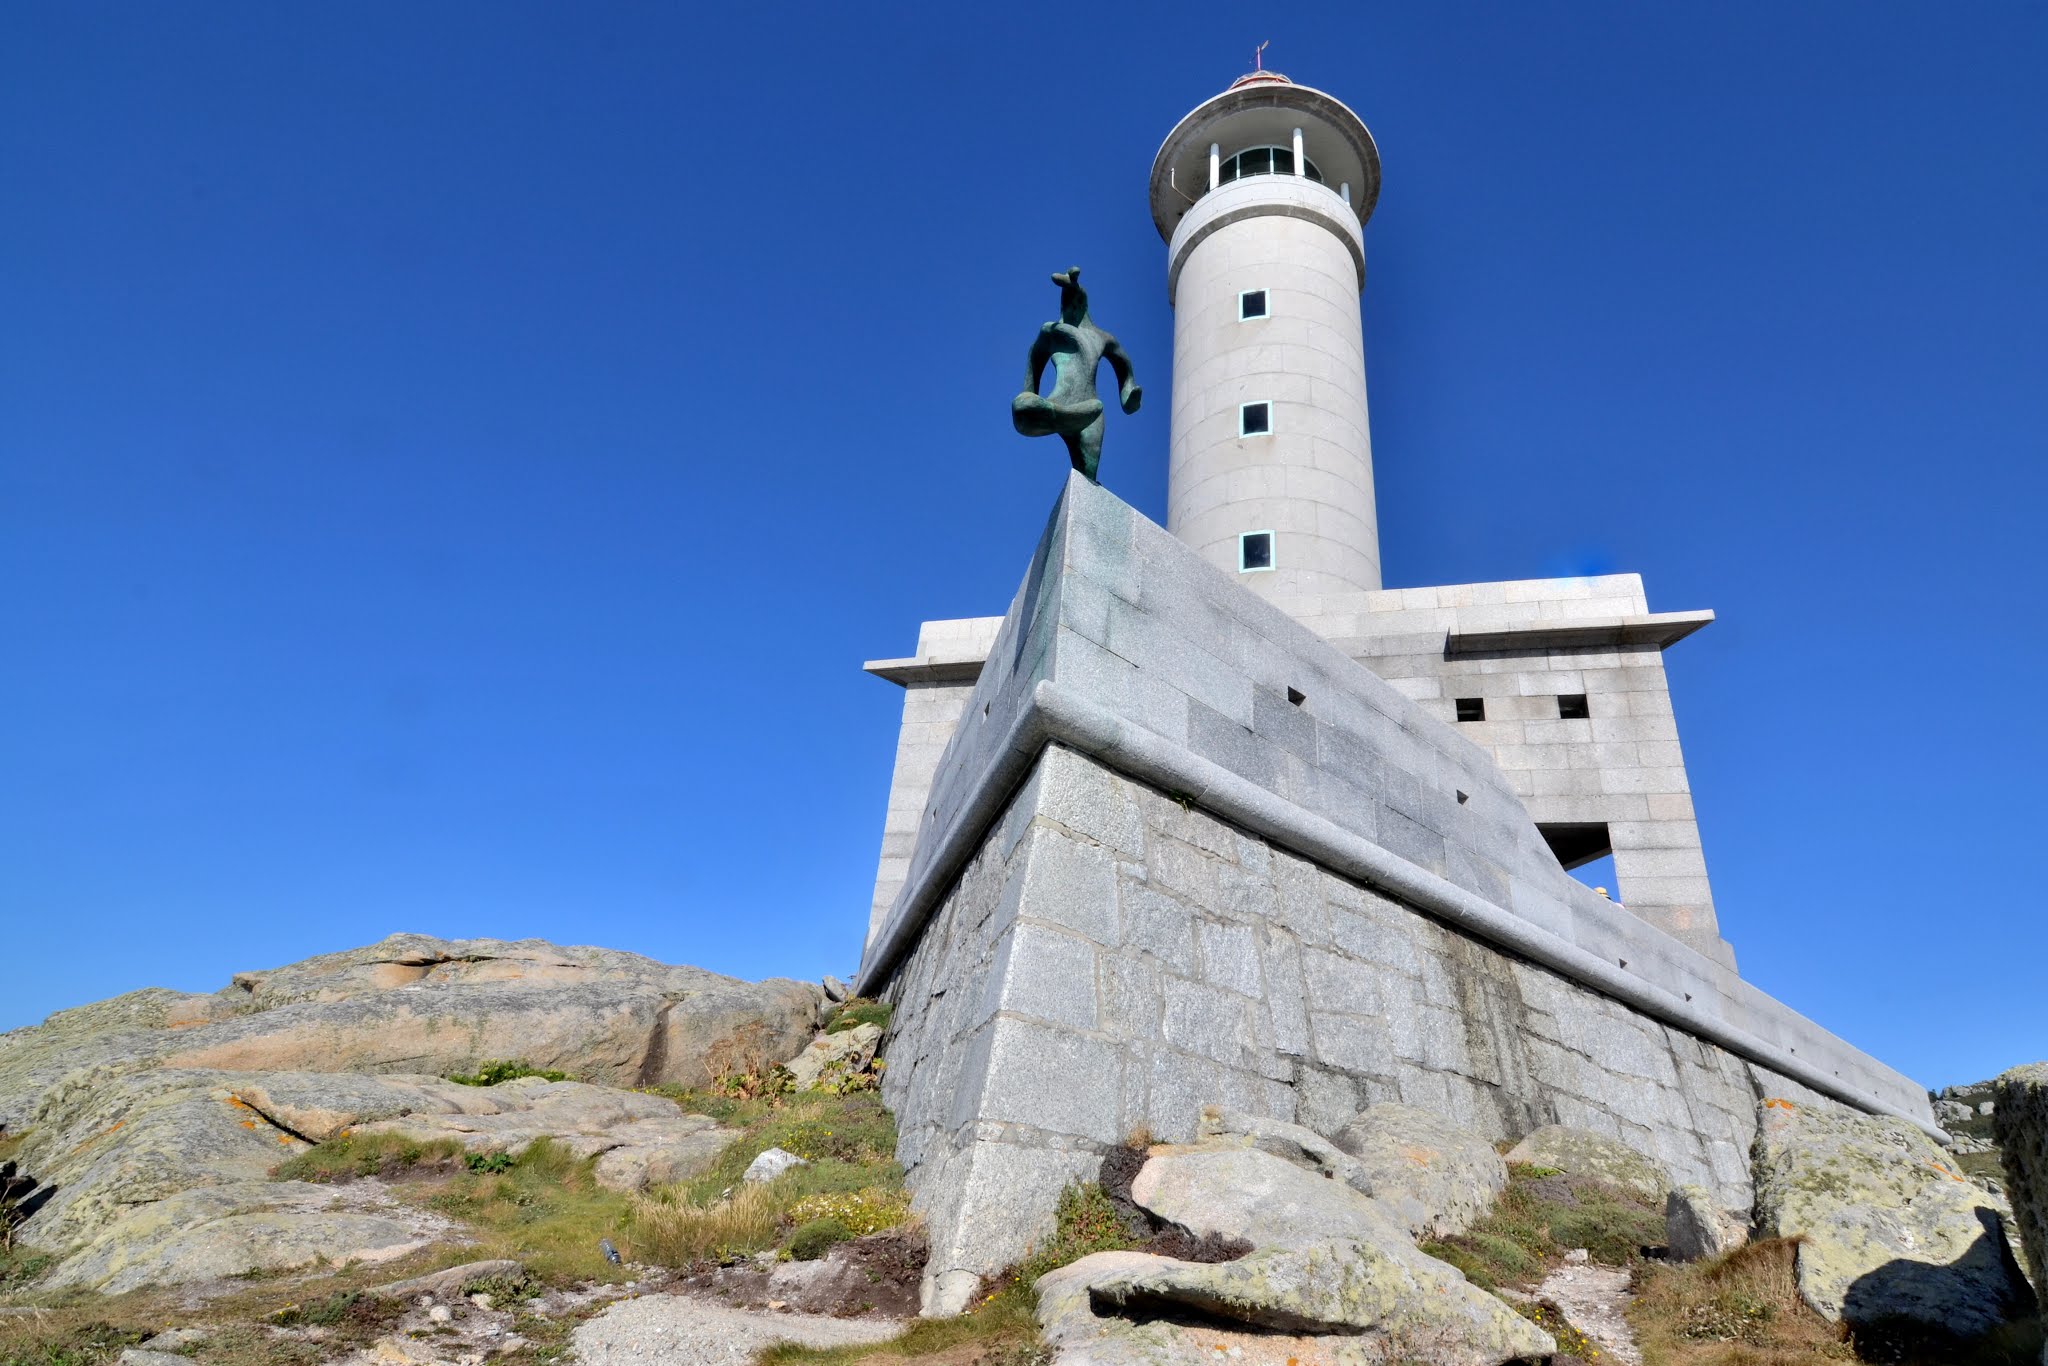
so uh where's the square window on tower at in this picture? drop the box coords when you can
[1239,531,1274,572]
[1239,401,1271,436]
[1239,289,1268,320]
[1558,694,1590,719]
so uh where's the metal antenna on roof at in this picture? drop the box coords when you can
[1254,40,1268,71]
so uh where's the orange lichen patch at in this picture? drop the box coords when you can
[241,1119,258,1129]
[1929,1159,1967,1183]
[1764,1098,1797,1111]
[1400,1143,1437,1167]
[68,1119,126,1156]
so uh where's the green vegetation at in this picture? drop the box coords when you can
[623,1089,907,1266]
[822,998,893,1035]
[267,1289,405,1331]
[785,1217,853,1261]
[465,1151,517,1175]
[756,1181,1124,1365]
[1419,1162,1663,1290]
[421,1139,636,1284]
[756,1289,1049,1366]
[274,1130,469,1182]
[1011,1182,1143,1288]
[446,1060,570,1087]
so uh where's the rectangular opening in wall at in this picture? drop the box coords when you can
[1239,289,1268,320]
[1238,530,1274,572]
[1239,401,1271,436]
[1558,693,1590,719]
[1454,697,1485,722]
[1538,821,1613,875]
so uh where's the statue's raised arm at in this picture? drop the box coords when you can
[1010,267,1141,482]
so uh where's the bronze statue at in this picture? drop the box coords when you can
[1012,267,1141,482]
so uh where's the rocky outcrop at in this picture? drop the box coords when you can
[1993,1062,2048,1294]
[785,1022,883,1092]
[343,1076,738,1192]
[1505,1124,1672,1202]
[1041,1131,1552,1365]
[1752,1097,2035,1341]
[6,1062,737,1292]
[0,935,826,1294]
[1665,1184,1739,1262]
[0,935,820,1119]
[1331,1102,1508,1240]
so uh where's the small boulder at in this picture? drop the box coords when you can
[822,975,851,1003]
[369,1259,524,1300]
[1131,1143,1401,1248]
[1505,1124,1671,1202]
[1665,1185,1739,1262]
[1038,1243,1553,1366]
[1330,1102,1508,1239]
[1754,1097,2034,1340]
[744,1147,809,1183]
[783,1022,882,1093]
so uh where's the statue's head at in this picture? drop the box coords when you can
[1051,267,1089,325]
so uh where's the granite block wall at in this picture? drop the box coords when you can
[880,742,1837,1312]
[864,474,1930,1314]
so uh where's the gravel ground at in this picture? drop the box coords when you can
[571,1293,905,1365]
[1530,1262,1641,1365]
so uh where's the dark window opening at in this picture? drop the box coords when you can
[1537,822,1614,872]
[1240,402,1271,436]
[1240,289,1268,320]
[1558,693,1590,720]
[1286,686,1306,706]
[1454,697,1485,722]
[1239,531,1273,572]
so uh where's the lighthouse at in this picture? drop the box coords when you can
[1150,69,1384,602]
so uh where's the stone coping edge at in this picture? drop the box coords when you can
[858,677,1947,1145]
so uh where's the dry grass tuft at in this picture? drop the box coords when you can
[1630,1237,1856,1365]
[625,1181,786,1265]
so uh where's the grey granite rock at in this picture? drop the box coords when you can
[1994,1062,2048,1297]
[1505,1124,1672,1202]
[1331,1101,1508,1239]
[744,1147,809,1183]
[1665,1184,1738,1262]
[1754,1097,2033,1339]
[1086,1239,1554,1361]
[1131,1143,1403,1248]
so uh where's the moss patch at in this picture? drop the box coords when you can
[1420,1162,1663,1291]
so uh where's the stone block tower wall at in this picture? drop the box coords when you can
[1153,73,1384,600]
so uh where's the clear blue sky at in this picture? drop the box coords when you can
[5,4,2043,1091]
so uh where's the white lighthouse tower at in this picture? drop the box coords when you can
[1150,69,1384,601]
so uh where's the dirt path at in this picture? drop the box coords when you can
[570,1292,906,1365]
[1528,1262,1641,1366]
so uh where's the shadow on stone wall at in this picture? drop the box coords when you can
[1841,1208,2041,1363]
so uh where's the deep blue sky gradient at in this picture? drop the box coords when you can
[5,4,2044,1089]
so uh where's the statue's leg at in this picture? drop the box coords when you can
[1075,416,1105,482]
